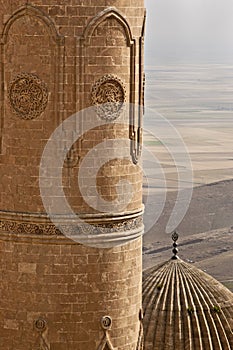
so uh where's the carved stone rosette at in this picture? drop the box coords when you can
[91,74,126,121]
[8,72,48,120]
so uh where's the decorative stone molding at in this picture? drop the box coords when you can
[1,4,64,45]
[101,316,112,330]
[0,219,60,236]
[34,317,49,350]
[57,216,143,248]
[131,9,146,165]
[98,316,114,350]
[35,317,47,333]
[91,75,126,121]
[0,215,142,235]
[81,7,134,47]
[0,210,144,247]
[8,73,48,120]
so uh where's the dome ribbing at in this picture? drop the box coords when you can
[143,259,233,350]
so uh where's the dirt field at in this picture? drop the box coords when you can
[143,180,233,291]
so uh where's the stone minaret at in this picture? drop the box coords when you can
[0,1,145,349]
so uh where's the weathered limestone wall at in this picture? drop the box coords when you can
[0,235,142,349]
[0,1,145,214]
[0,1,145,348]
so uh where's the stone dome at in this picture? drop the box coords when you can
[142,258,233,350]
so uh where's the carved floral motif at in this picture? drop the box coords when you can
[91,74,126,121]
[8,73,48,120]
[0,219,60,236]
[0,216,143,236]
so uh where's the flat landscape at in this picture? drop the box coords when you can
[143,64,233,291]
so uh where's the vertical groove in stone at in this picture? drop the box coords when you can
[185,265,232,349]
[156,264,173,348]
[142,259,233,350]
[178,263,199,350]
[188,270,219,349]
[173,265,185,350]
[166,264,175,350]
[142,262,168,346]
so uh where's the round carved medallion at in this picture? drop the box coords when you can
[101,316,112,330]
[34,317,47,332]
[8,73,48,120]
[91,74,126,121]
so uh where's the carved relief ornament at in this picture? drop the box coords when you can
[8,72,48,120]
[91,74,126,121]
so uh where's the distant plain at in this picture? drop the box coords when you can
[143,64,233,291]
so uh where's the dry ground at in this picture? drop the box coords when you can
[143,180,233,291]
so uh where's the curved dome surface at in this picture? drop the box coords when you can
[142,259,233,350]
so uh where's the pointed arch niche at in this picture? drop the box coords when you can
[80,10,135,121]
[0,4,64,152]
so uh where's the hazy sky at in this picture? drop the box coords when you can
[145,0,233,65]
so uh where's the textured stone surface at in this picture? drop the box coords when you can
[0,1,145,348]
[143,259,233,350]
[0,234,142,349]
[0,1,145,213]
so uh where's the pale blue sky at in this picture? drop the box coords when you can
[145,0,233,65]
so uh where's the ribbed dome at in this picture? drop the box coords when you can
[142,259,233,350]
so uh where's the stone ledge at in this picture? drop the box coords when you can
[0,209,144,247]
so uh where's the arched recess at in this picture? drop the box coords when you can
[0,4,64,153]
[78,7,137,162]
[1,4,62,44]
[82,7,134,47]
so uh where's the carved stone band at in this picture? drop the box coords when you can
[0,210,144,247]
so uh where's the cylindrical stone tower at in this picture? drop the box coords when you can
[0,1,145,349]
